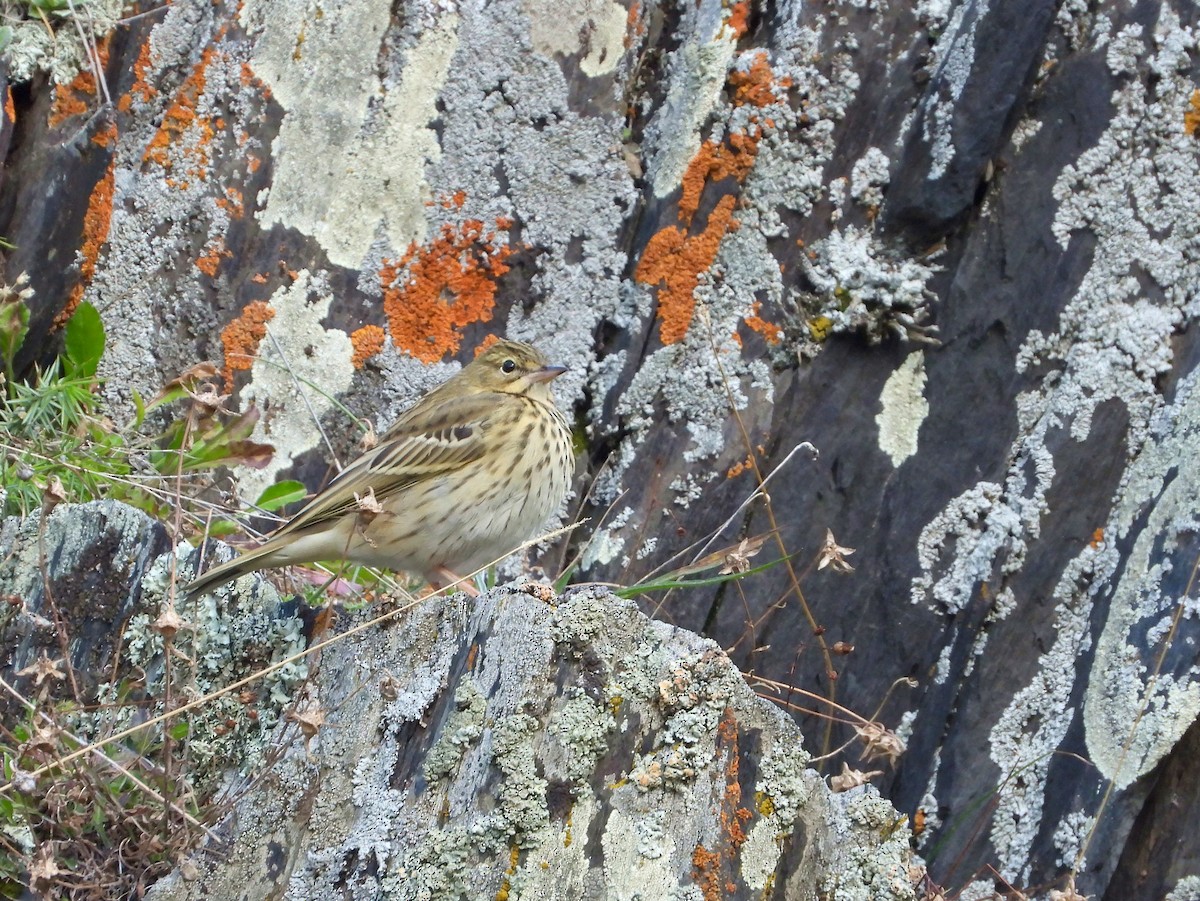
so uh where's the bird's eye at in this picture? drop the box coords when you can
[501,359,516,374]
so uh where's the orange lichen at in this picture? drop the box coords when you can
[636,195,738,344]
[729,52,791,108]
[195,239,232,277]
[743,299,782,344]
[691,709,753,900]
[727,1,750,38]
[4,86,14,128]
[433,190,466,209]
[218,186,245,217]
[220,301,275,388]
[129,38,157,105]
[48,38,112,127]
[89,120,117,149]
[624,2,645,46]
[1186,89,1200,137]
[678,130,760,225]
[727,452,752,478]
[48,70,96,128]
[54,156,116,328]
[379,218,516,363]
[474,334,501,356]
[350,325,387,368]
[143,46,217,178]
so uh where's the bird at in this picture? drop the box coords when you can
[182,339,574,600]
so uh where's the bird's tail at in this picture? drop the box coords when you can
[182,545,274,601]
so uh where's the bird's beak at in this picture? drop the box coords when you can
[528,365,568,384]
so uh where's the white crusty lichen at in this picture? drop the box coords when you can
[876,351,929,468]
[241,0,459,269]
[850,147,892,208]
[909,8,1200,887]
[1166,875,1200,901]
[237,270,356,502]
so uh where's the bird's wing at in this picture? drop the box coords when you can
[273,393,501,536]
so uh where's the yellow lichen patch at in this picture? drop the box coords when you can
[808,316,833,342]
[54,153,116,328]
[379,218,516,363]
[754,790,774,817]
[220,301,276,388]
[1185,89,1200,137]
[350,325,386,368]
[635,195,738,344]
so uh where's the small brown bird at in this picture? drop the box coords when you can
[184,340,574,599]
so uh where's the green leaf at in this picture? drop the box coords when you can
[168,721,190,741]
[0,288,29,374]
[131,388,146,428]
[63,301,105,381]
[255,479,307,512]
[204,519,240,537]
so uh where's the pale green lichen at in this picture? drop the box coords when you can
[547,691,614,782]
[5,0,124,85]
[423,679,487,781]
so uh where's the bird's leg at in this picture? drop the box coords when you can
[430,566,479,598]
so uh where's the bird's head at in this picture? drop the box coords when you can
[465,339,567,401]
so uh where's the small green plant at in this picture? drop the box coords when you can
[0,277,279,526]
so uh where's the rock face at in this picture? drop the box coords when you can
[148,586,916,901]
[2,502,917,899]
[3,1,1200,897]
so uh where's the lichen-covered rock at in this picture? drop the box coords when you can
[8,0,1200,893]
[0,501,310,792]
[145,585,917,901]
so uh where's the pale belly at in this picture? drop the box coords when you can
[338,431,571,579]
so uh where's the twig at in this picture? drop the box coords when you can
[0,676,220,843]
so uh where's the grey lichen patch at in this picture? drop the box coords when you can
[149,585,913,898]
[491,712,553,843]
[908,9,1200,887]
[912,0,980,181]
[1081,360,1200,789]
[850,147,892,208]
[823,789,917,901]
[546,691,615,783]
[118,546,309,789]
[1167,876,1200,901]
[641,3,738,199]
[794,225,938,350]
